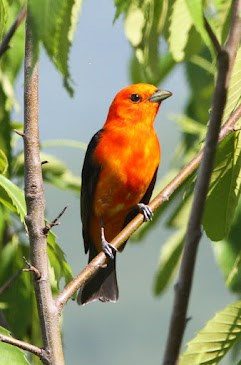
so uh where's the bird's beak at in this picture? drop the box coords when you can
[149,89,172,103]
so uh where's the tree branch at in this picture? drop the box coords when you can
[55,102,241,312]
[162,1,241,364]
[0,8,26,57]
[23,10,64,365]
[0,333,47,360]
[203,16,221,54]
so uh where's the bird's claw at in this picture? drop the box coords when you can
[102,239,117,260]
[137,203,153,222]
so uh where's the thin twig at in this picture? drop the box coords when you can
[14,129,25,137]
[203,15,222,54]
[24,10,64,365]
[163,1,241,364]
[0,333,48,361]
[43,206,68,235]
[55,103,241,312]
[0,270,22,295]
[22,256,41,280]
[0,8,26,57]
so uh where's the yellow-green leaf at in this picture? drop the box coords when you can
[179,300,241,365]
[0,149,8,174]
[168,0,193,62]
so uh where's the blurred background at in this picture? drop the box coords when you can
[12,1,235,364]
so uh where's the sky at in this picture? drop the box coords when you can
[14,1,235,364]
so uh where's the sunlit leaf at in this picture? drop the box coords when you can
[179,300,241,365]
[124,0,171,84]
[168,0,193,62]
[0,149,8,174]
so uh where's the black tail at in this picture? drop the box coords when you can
[77,249,119,305]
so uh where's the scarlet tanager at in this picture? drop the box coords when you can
[77,83,172,305]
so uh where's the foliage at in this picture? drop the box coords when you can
[0,0,241,364]
[179,300,241,365]
[115,1,241,363]
[0,326,31,365]
[0,1,81,362]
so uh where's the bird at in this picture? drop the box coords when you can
[77,83,172,305]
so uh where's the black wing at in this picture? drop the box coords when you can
[119,168,158,251]
[81,129,103,254]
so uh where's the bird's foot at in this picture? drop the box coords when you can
[137,203,153,222]
[101,225,117,259]
[102,239,117,259]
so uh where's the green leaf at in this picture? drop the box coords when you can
[47,231,74,293]
[0,326,31,365]
[213,200,241,293]
[154,229,184,295]
[0,149,8,174]
[0,243,39,342]
[0,0,8,41]
[41,153,81,193]
[168,0,193,62]
[0,174,26,224]
[203,47,241,241]
[171,115,206,137]
[167,190,193,228]
[212,0,233,43]
[125,1,170,84]
[222,47,241,123]
[124,4,145,47]
[203,133,241,241]
[179,300,241,365]
[13,152,81,194]
[185,0,212,52]
[113,0,132,21]
[29,0,83,95]
[0,2,25,83]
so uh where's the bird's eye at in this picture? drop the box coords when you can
[130,93,142,103]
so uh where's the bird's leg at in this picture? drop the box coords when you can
[137,203,153,222]
[100,219,117,259]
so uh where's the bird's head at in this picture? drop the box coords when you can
[104,83,172,128]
